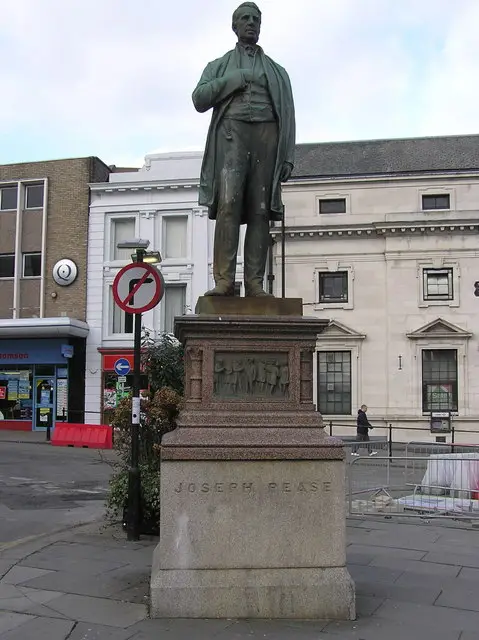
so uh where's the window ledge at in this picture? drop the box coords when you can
[314,301,352,311]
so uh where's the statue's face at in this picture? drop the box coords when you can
[234,7,261,44]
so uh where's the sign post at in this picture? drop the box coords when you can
[113,259,164,541]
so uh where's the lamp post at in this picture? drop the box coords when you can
[116,239,161,541]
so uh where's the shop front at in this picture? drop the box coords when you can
[99,350,148,424]
[0,338,83,431]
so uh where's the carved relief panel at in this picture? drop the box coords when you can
[214,352,289,400]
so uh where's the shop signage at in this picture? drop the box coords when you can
[0,339,68,364]
[61,345,74,359]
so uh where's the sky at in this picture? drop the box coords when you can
[1,0,479,167]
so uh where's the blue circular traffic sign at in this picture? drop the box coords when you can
[114,358,131,376]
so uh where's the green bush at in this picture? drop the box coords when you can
[105,334,184,531]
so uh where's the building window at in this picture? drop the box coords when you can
[0,186,17,210]
[111,218,136,261]
[319,198,346,214]
[423,268,453,301]
[0,255,14,278]
[318,272,348,303]
[422,349,457,412]
[163,216,188,259]
[317,351,351,415]
[23,253,41,278]
[163,285,186,334]
[25,184,44,209]
[422,194,450,211]
[110,289,133,334]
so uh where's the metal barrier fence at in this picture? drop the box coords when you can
[348,454,479,520]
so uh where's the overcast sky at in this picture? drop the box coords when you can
[1,0,479,167]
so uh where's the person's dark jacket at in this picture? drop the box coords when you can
[357,409,372,435]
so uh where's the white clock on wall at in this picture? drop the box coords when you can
[52,259,78,286]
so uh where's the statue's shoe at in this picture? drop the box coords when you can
[245,288,274,298]
[204,285,234,296]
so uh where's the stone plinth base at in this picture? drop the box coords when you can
[150,306,355,620]
[150,459,355,620]
[151,566,354,619]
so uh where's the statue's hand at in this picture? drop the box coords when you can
[280,162,293,182]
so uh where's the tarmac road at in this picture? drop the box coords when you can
[0,442,117,547]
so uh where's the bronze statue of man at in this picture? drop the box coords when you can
[193,2,295,297]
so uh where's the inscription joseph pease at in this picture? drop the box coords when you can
[174,481,332,494]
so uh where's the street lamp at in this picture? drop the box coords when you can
[117,238,162,541]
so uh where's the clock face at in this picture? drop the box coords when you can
[52,259,78,286]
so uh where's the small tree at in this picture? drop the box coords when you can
[106,333,184,532]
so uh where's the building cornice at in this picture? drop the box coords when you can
[89,180,199,193]
[271,219,479,239]
[287,170,479,188]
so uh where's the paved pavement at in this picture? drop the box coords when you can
[1,516,479,639]
[0,440,116,545]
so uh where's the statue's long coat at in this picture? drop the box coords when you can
[192,46,296,223]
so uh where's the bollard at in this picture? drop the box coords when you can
[329,420,333,436]
[451,426,455,454]
[388,424,393,460]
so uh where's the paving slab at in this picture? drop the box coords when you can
[369,555,462,575]
[0,614,74,639]
[214,619,329,639]
[0,612,34,635]
[423,550,479,569]
[355,579,442,605]
[348,563,404,585]
[374,599,479,634]
[68,622,137,639]
[324,617,461,640]
[19,565,147,600]
[436,584,479,612]
[128,618,244,639]
[2,566,53,585]
[347,543,425,560]
[19,552,128,575]
[45,593,147,628]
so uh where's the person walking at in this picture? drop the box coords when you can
[351,404,377,457]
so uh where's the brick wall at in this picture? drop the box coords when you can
[0,157,110,321]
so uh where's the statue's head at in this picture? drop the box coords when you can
[232,2,261,45]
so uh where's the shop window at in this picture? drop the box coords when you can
[103,371,148,424]
[0,185,17,210]
[163,285,186,334]
[35,365,55,377]
[111,217,136,261]
[317,351,352,415]
[23,253,42,278]
[163,216,188,259]
[0,367,33,421]
[0,254,14,278]
[318,271,348,303]
[422,349,458,412]
[25,183,44,209]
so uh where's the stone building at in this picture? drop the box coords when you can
[275,134,479,440]
[0,157,110,431]
[85,151,246,424]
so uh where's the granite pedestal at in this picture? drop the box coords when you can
[150,298,355,620]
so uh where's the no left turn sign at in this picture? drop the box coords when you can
[112,262,165,314]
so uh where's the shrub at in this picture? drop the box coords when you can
[105,333,184,532]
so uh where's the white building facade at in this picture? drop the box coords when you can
[84,152,246,424]
[275,135,479,441]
